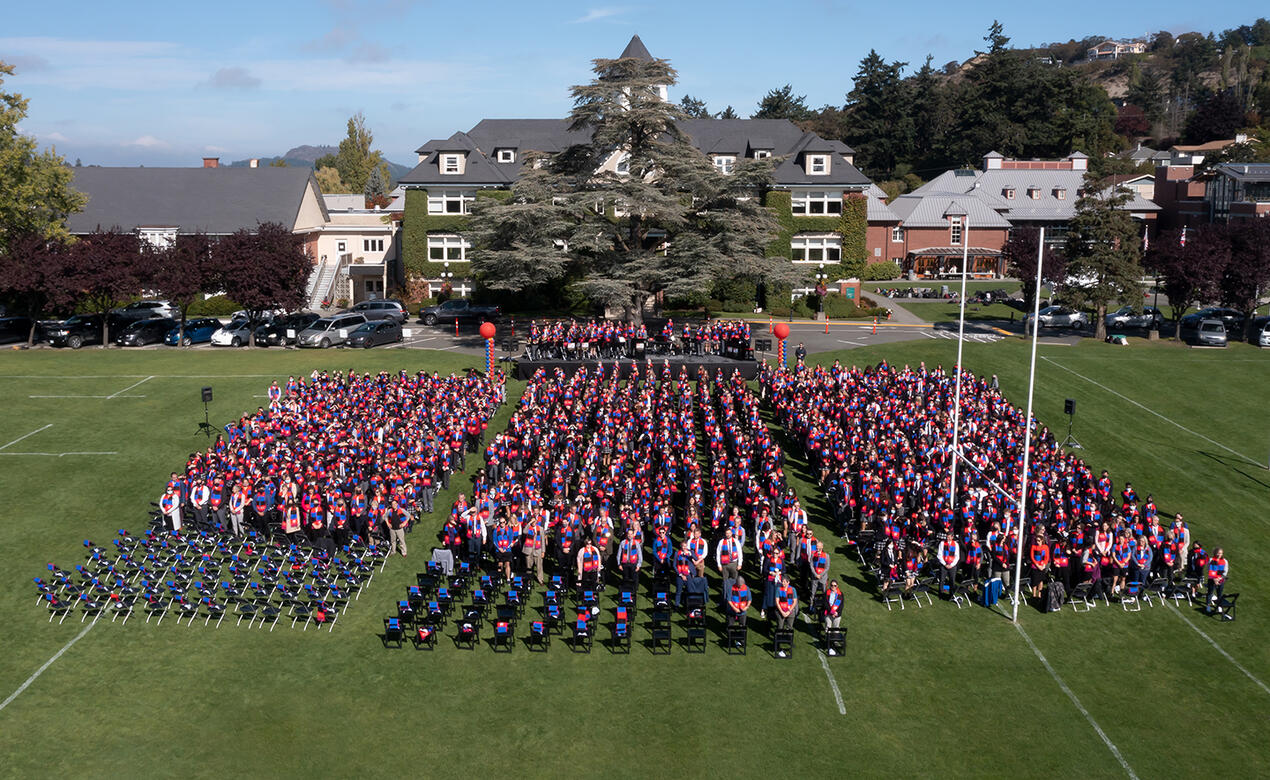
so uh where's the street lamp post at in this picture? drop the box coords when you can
[949,215,971,510]
[816,263,827,317]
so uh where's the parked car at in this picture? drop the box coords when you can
[164,317,222,346]
[345,299,408,324]
[1105,305,1164,330]
[418,299,500,326]
[297,313,368,348]
[1247,316,1270,348]
[346,319,403,349]
[111,300,175,323]
[1024,305,1089,330]
[255,312,321,347]
[1189,318,1228,347]
[116,317,176,346]
[231,308,283,325]
[0,316,33,345]
[1180,307,1245,335]
[210,319,254,347]
[43,313,104,349]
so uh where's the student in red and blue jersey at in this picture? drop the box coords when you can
[1204,548,1229,613]
[727,575,752,628]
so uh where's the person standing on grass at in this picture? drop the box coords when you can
[823,580,844,647]
[228,480,247,537]
[727,576,752,632]
[522,511,547,585]
[1029,534,1050,598]
[716,527,742,582]
[774,575,798,655]
[387,498,408,558]
[1204,548,1228,613]
[617,528,642,585]
[160,485,181,532]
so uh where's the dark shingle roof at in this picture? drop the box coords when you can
[619,35,654,61]
[65,167,324,235]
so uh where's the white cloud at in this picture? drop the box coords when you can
[45,131,69,142]
[129,135,168,148]
[571,7,629,23]
[201,66,262,90]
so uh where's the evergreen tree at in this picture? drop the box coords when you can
[752,85,812,121]
[334,112,390,194]
[716,105,739,120]
[678,95,710,118]
[1063,187,1144,340]
[471,53,789,322]
[843,50,911,178]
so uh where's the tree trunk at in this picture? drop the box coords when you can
[102,314,110,348]
[1094,304,1107,341]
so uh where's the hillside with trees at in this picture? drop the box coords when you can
[692,18,1270,191]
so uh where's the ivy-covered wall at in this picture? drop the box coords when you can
[762,189,869,279]
[401,188,514,278]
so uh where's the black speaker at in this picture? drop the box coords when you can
[1064,398,1075,416]
[202,386,213,404]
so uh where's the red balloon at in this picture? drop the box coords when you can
[773,322,790,340]
[479,322,496,339]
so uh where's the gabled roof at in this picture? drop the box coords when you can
[864,184,899,222]
[65,167,325,235]
[888,191,1012,228]
[1212,162,1270,183]
[619,35,654,61]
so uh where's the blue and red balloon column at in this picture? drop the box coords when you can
[480,321,496,374]
[773,321,790,369]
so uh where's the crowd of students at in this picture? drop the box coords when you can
[436,363,844,646]
[524,319,752,361]
[156,369,504,559]
[761,360,1232,613]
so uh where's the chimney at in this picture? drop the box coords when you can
[249,158,259,168]
[202,157,220,168]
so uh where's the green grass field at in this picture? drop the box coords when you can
[1,343,1267,778]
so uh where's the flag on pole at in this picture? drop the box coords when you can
[1179,226,1187,247]
[1142,225,1149,252]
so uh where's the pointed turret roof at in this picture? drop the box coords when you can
[619,34,653,60]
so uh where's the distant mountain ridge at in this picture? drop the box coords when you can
[229,145,412,183]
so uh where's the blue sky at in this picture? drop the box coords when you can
[2,0,1257,167]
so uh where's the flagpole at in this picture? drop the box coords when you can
[949,215,970,509]
[1011,227,1044,623]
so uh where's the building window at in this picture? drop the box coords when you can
[1028,187,1040,200]
[440,154,462,174]
[807,154,829,175]
[753,149,771,159]
[363,238,384,253]
[1003,188,1015,199]
[427,234,470,262]
[497,149,515,163]
[336,241,347,253]
[1054,188,1067,200]
[427,189,475,215]
[791,190,843,216]
[891,227,904,242]
[791,233,841,264]
[712,155,736,175]
[949,217,963,246]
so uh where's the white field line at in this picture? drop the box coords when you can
[107,376,154,398]
[1167,604,1270,697]
[1041,357,1262,468]
[0,424,52,451]
[28,395,146,399]
[816,649,846,715]
[921,331,937,339]
[0,451,119,457]
[0,624,94,713]
[1014,622,1139,780]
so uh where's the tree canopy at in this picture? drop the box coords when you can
[469,53,790,321]
[1063,187,1144,340]
[0,62,86,254]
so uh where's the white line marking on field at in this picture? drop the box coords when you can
[921,331,937,339]
[0,451,119,457]
[836,339,867,347]
[0,424,52,451]
[107,376,153,398]
[1168,604,1270,697]
[816,649,846,715]
[0,623,94,713]
[29,394,147,399]
[1042,357,1262,467]
[1014,622,1138,780]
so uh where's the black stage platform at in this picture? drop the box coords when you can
[512,353,760,380]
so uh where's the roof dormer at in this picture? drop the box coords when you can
[440,153,465,175]
[806,153,830,176]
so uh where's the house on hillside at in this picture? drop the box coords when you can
[1169,134,1249,166]
[398,35,879,299]
[1086,39,1146,60]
